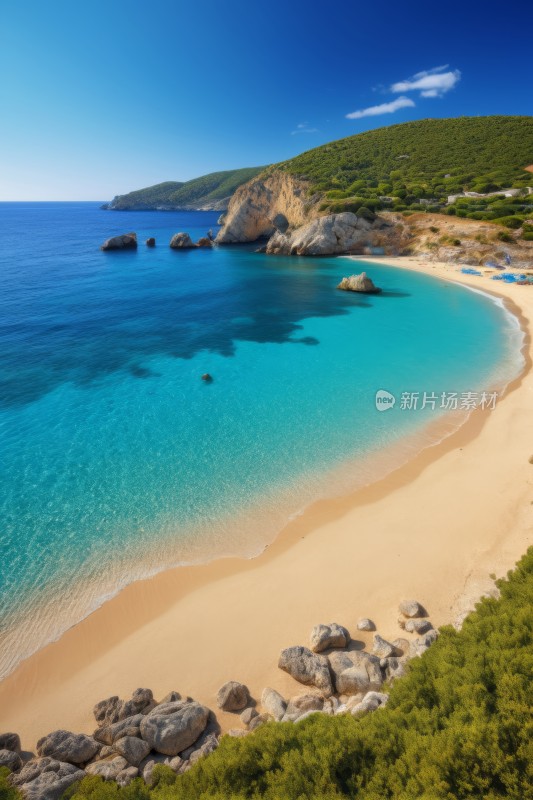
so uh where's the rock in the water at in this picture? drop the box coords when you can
[94,689,153,727]
[145,238,156,247]
[356,618,376,632]
[266,213,373,256]
[261,688,287,722]
[140,701,209,756]
[0,749,22,772]
[169,232,196,249]
[328,650,383,695]
[201,373,213,382]
[86,757,128,780]
[372,635,395,659]
[36,730,99,765]
[310,623,349,653]
[101,233,137,251]
[12,759,85,800]
[399,600,426,618]
[113,736,151,767]
[337,272,381,294]
[196,237,214,247]
[0,733,21,753]
[405,618,433,634]
[278,646,333,695]
[216,681,250,712]
[240,708,258,727]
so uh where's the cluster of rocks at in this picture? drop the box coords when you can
[100,233,215,251]
[2,689,218,800]
[264,212,378,257]
[1,600,437,799]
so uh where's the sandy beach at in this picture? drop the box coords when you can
[2,256,532,749]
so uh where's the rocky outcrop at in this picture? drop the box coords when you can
[93,714,144,745]
[196,237,214,248]
[278,646,333,695]
[310,623,350,653]
[169,233,196,249]
[36,731,99,765]
[337,272,382,294]
[93,689,154,727]
[139,701,209,756]
[265,213,374,256]
[101,233,137,251]
[11,759,85,800]
[85,757,128,780]
[216,681,250,712]
[216,173,313,244]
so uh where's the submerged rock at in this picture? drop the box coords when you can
[169,232,196,249]
[101,233,137,251]
[337,272,382,294]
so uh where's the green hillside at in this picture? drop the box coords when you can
[275,116,533,225]
[105,167,264,210]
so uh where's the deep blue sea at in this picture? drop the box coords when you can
[0,202,524,677]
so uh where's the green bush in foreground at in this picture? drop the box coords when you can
[61,547,533,800]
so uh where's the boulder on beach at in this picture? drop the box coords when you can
[337,272,382,294]
[0,749,22,772]
[372,634,396,659]
[357,618,376,632]
[93,713,144,745]
[36,730,99,765]
[139,701,209,756]
[113,736,150,767]
[216,681,250,712]
[0,733,21,753]
[405,618,433,634]
[261,688,287,721]
[328,650,383,695]
[240,707,258,727]
[399,600,426,618]
[85,756,128,780]
[169,232,196,249]
[93,689,154,727]
[310,623,350,653]
[11,758,85,800]
[278,646,333,695]
[101,233,137,251]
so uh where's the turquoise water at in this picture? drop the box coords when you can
[0,202,523,678]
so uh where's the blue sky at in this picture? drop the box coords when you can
[1,0,531,200]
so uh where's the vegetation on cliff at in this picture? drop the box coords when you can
[274,116,533,226]
[1,546,523,800]
[105,168,264,211]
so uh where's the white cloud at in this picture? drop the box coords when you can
[391,66,461,98]
[346,96,415,120]
[291,122,319,135]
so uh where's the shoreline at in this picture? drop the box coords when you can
[2,256,532,749]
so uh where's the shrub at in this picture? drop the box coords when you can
[497,231,514,242]
[429,226,440,233]
[522,232,533,241]
[494,216,524,229]
[356,206,376,222]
